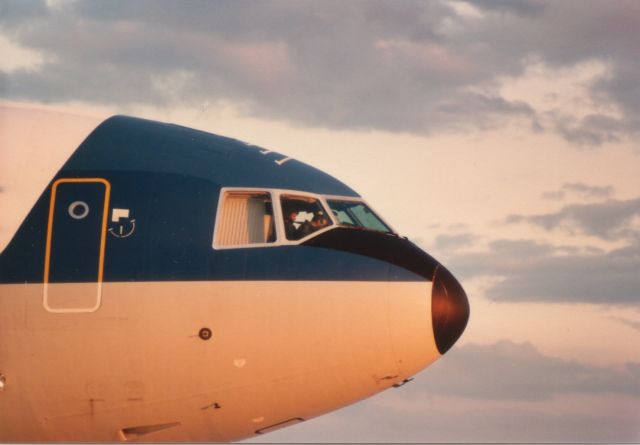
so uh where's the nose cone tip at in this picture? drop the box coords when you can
[431,265,470,355]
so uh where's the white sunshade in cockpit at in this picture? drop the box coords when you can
[215,192,275,246]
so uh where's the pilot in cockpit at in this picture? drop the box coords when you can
[282,195,332,241]
[311,213,329,230]
[285,211,301,239]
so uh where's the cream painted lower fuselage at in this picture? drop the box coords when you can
[0,280,435,442]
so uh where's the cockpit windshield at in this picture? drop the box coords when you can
[213,188,394,250]
[326,200,392,234]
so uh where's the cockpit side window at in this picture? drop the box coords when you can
[281,195,332,241]
[215,191,276,247]
[326,200,392,233]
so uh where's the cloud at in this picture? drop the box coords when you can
[552,112,634,146]
[432,232,478,250]
[615,316,640,332]
[416,340,640,400]
[506,197,640,241]
[541,182,614,201]
[449,237,640,304]
[0,0,48,25]
[470,0,547,16]
[425,197,640,305]
[244,341,640,443]
[1,1,640,143]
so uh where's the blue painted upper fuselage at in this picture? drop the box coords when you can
[0,116,437,285]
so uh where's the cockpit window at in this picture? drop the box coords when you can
[326,200,392,233]
[281,195,332,241]
[215,191,276,246]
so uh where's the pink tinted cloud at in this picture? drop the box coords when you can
[217,40,295,88]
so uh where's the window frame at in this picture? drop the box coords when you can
[280,193,335,242]
[212,187,340,250]
[322,193,396,234]
[212,188,278,250]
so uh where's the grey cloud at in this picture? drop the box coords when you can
[506,197,640,241]
[616,317,640,332]
[540,191,566,200]
[0,0,48,25]
[422,203,640,304]
[470,0,547,16]
[433,232,478,250]
[449,238,640,304]
[541,182,614,201]
[545,109,640,147]
[244,341,640,443]
[2,1,640,143]
[248,398,640,443]
[628,362,640,377]
[415,340,640,400]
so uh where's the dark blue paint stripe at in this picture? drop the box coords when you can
[0,116,436,286]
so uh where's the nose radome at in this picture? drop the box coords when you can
[431,264,470,355]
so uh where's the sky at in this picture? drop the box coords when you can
[1,0,639,442]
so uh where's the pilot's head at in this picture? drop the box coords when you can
[312,216,328,228]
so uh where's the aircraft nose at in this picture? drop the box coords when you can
[431,264,469,355]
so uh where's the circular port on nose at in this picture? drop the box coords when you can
[199,327,212,340]
[432,265,470,354]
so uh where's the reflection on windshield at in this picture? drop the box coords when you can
[326,200,392,233]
